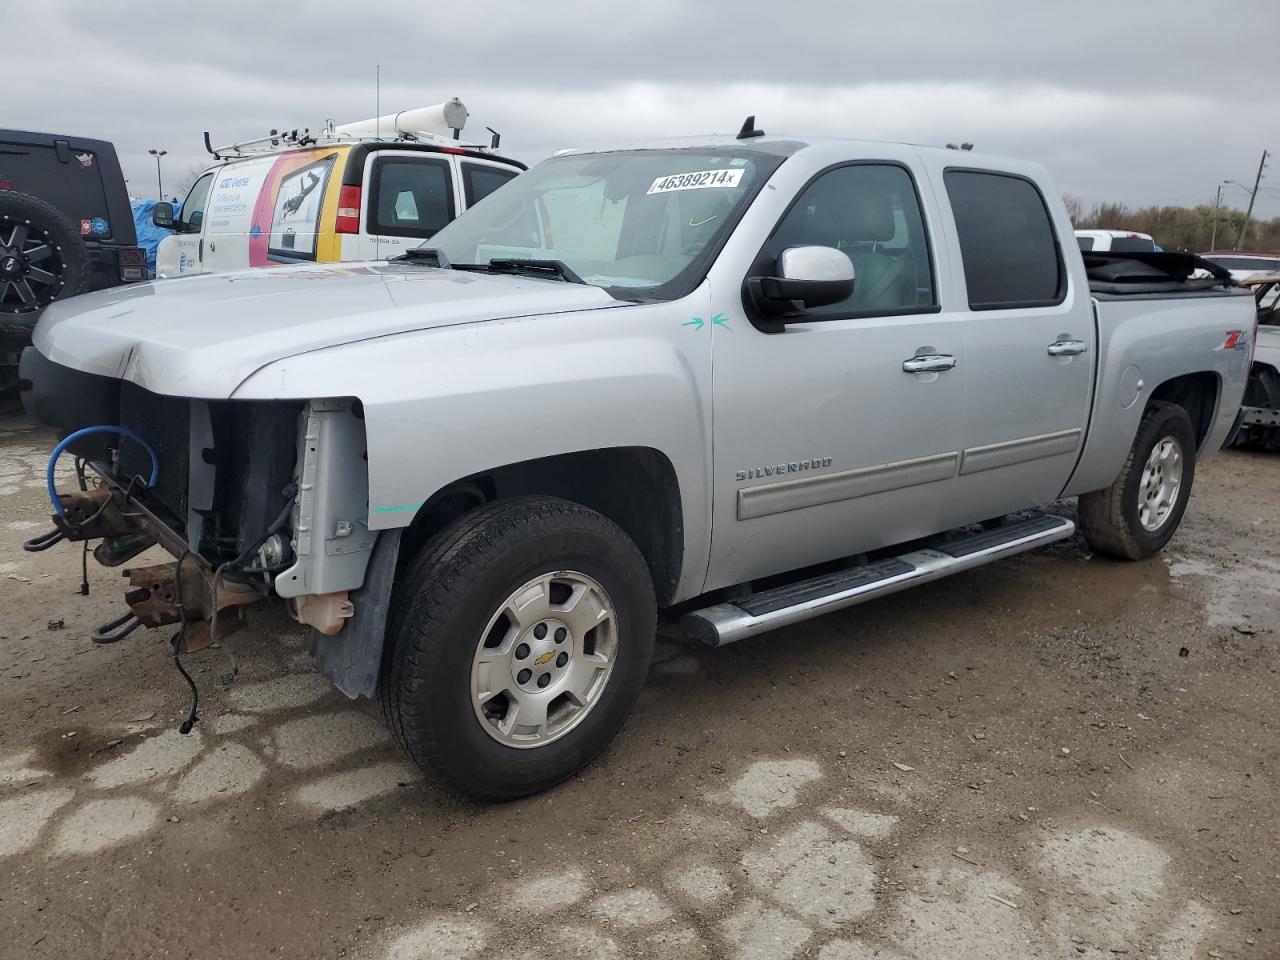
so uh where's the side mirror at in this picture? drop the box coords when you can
[747,245,854,315]
[152,201,175,230]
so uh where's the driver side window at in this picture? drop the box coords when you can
[760,164,936,318]
[179,172,215,233]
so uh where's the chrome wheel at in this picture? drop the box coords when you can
[1137,436,1182,531]
[470,571,618,748]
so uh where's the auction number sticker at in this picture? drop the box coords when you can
[647,169,744,194]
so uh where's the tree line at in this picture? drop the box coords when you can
[1065,195,1280,253]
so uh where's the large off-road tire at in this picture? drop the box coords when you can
[0,190,90,339]
[1078,401,1197,560]
[379,496,656,801]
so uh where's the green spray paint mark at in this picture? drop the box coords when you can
[684,314,731,332]
[374,502,423,514]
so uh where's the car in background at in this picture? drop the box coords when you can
[1074,229,1156,252]
[0,129,146,391]
[154,99,524,278]
[1228,272,1280,450]
[1200,251,1280,283]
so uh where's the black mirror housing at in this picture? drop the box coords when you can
[152,201,175,229]
[757,274,853,309]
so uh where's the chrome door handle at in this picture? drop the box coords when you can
[902,354,957,373]
[1047,339,1088,357]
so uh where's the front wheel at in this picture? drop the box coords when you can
[1078,400,1197,560]
[379,496,656,801]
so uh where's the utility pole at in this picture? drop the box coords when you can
[1210,183,1223,250]
[1235,149,1269,250]
[148,148,167,199]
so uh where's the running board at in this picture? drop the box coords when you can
[682,513,1075,647]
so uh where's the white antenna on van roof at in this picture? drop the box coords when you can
[376,65,381,142]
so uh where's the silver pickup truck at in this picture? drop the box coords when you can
[18,129,1254,800]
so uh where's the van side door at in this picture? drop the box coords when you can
[155,170,214,277]
[359,151,455,260]
[931,162,1095,525]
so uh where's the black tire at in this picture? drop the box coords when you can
[1078,400,1197,560]
[379,495,656,801]
[0,190,90,339]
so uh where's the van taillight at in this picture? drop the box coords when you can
[336,185,361,234]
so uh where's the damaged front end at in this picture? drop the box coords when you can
[20,348,390,694]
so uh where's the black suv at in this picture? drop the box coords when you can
[1,130,147,390]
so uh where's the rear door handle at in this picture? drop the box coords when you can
[1047,339,1088,357]
[902,354,957,373]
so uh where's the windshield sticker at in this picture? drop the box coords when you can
[647,169,744,195]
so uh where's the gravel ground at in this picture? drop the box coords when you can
[0,407,1276,959]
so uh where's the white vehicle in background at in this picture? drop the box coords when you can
[1074,229,1156,253]
[154,99,524,278]
[1199,251,1280,283]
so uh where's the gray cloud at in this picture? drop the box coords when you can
[11,0,1280,219]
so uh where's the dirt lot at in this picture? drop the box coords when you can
[0,408,1276,960]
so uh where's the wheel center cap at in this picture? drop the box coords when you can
[0,254,22,279]
[510,619,571,690]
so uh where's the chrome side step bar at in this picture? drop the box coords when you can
[682,513,1075,647]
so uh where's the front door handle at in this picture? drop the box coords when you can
[902,354,957,374]
[1047,338,1088,357]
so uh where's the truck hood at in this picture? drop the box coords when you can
[33,261,625,398]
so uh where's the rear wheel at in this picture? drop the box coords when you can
[0,190,89,339]
[380,496,656,801]
[1078,400,1197,560]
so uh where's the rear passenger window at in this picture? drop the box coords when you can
[463,163,519,206]
[945,170,1064,310]
[757,163,936,318]
[368,158,453,239]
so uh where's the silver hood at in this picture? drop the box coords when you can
[33,261,623,398]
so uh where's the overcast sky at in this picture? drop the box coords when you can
[13,1,1280,219]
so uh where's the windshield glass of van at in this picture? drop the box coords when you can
[424,149,777,299]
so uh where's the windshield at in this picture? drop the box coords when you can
[423,148,780,299]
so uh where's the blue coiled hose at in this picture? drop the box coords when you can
[47,425,159,516]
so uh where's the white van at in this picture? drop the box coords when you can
[155,100,524,278]
[1074,229,1156,253]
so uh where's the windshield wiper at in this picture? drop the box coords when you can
[391,247,451,267]
[399,253,586,285]
[485,258,585,284]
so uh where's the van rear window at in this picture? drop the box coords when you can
[463,163,519,207]
[368,157,453,239]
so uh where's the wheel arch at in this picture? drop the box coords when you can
[401,446,685,607]
[1149,370,1220,452]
